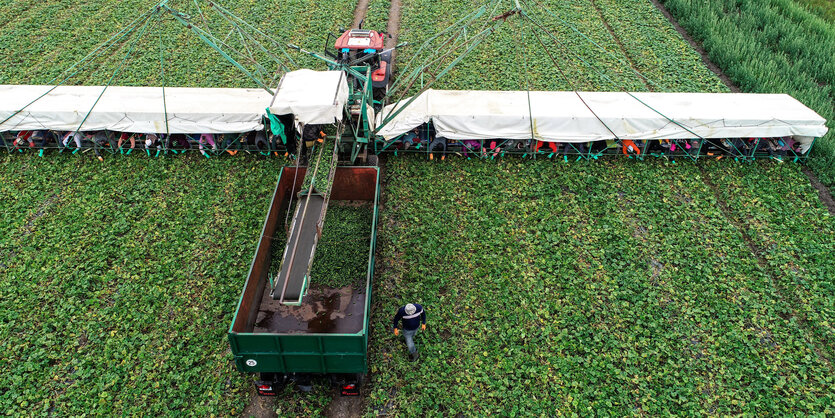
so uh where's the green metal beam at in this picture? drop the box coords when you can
[161,5,274,95]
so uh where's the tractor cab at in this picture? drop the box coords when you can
[333,29,391,100]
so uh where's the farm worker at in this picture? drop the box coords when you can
[144,133,162,150]
[401,128,421,150]
[685,139,699,151]
[117,132,136,153]
[428,136,447,160]
[622,139,641,156]
[392,303,427,362]
[461,139,481,157]
[254,131,272,155]
[534,140,558,154]
[29,130,51,148]
[221,134,242,155]
[167,134,190,151]
[92,131,115,160]
[198,133,217,156]
[14,131,34,148]
[566,141,587,155]
[62,131,85,149]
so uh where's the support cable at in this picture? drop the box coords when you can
[524,0,667,91]
[202,0,297,70]
[159,15,171,140]
[524,11,621,145]
[521,4,711,151]
[74,10,159,136]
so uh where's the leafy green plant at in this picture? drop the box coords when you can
[310,202,373,289]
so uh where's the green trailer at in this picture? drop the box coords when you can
[228,166,379,395]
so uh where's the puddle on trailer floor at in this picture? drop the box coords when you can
[253,284,365,334]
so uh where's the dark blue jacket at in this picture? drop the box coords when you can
[392,304,426,331]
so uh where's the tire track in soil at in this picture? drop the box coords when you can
[698,167,835,370]
[352,0,371,29]
[647,0,740,93]
[384,0,402,66]
[588,0,653,91]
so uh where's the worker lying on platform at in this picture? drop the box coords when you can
[461,139,481,157]
[400,127,423,150]
[144,133,162,151]
[198,133,217,157]
[28,130,57,149]
[766,138,787,159]
[428,135,447,160]
[13,131,34,149]
[392,303,427,362]
[564,141,588,155]
[167,134,190,152]
[254,131,270,155]
[485,138,528,158]
[117,132,137,154]
[535,140,558,155]
[62,131,85,149]
[221,134,242,155]
[622,139,642,156]
[92,131,116,160]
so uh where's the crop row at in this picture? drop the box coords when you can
[368,0,835,414]
[370,156,834,414]
[394,0,724,93]
[705,161,835,359]
[0,153,284,415]
[660,0,835,184]
[796,0,835,21]
[0,0,356,415]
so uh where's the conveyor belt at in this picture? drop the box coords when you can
[271,192,325,303]
[271,126,342,303]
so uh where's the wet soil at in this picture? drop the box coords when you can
[240,389,276,418]
[253,285,365,334]
[326,390,363,418]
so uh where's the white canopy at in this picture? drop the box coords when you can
[269,69,349,126]
[376,90,828,151]
[0,85,273,134]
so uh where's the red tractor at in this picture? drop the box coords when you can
[333,28,392,102]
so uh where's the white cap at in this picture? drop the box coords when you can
[405,304,416,315]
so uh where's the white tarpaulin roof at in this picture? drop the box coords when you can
[269,69,349,125]
[0,85,273,134]
[376,90,829,148]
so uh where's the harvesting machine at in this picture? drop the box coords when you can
[0,0,828,395]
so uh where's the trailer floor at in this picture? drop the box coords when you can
[252,283,366,334]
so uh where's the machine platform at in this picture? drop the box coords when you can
[272,192,325,303]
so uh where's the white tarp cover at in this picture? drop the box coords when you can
[0,85,273,134]
[376,90,828,150]
[269,69,349,126]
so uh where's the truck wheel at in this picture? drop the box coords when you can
[295,374,313,393]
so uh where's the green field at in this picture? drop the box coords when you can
[1,0,834,415]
